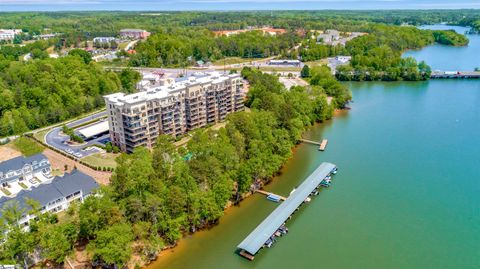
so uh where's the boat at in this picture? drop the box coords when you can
[304,197,312,202]
[267,194,281,203]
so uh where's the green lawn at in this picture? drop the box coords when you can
[12,137,44,157]
[82,153,119,169]
[33,128,50,143]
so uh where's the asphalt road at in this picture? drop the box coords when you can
[45,111,109,159]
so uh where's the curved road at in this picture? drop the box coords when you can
[45,111,108,159]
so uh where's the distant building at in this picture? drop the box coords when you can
[0,29,22,41]
[268,59,301,66]
[0,170,98,229]
[93,37,116,44]
[119,29,151,40]
[213,27,286,37]
[34,33,61,40]
[0,153,51,187]
[104,72,245,152]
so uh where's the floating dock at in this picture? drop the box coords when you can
[237,162,337,260]
[319,139,328,151]
[256,190,287,201]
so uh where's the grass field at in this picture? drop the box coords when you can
[82,152,119,169]
[213,57,262,66]
[305,59,328,67]
[33,128,50,143]
[12,137,44,157]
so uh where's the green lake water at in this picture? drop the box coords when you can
[149,26,480,269]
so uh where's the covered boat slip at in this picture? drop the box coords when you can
[237,162,336,257]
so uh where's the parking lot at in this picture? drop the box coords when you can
[44,111,109,159]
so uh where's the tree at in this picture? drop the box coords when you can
[68,49,92,64]
[39,224,75,264]
[88,223,134,268]
[301,64,311,78]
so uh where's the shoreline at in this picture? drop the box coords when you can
[140,109,349,269]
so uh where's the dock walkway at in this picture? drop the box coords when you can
[255,190,287,201]
[237,162,336,258]
[300,138,328,151]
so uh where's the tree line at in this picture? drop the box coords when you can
[130,29,300,67]
[0,56,142,137]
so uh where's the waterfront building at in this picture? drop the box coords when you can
[104,72,245,152]
[0,170,98,229]
[119,29,151,39]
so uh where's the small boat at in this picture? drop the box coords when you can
[265,238,273,248]
[267,194,281,203]
[304,197,312,202]
[325,176,331,180]
[275,231,282,237]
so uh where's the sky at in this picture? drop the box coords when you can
[0,0,479,11]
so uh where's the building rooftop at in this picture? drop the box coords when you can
[120,29,148,32]
[237,162,336,255]
[105,72,241,106]
[77,121,110,139]
[0,170,99,217]
[0,153,48,173]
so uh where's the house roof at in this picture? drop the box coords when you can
[0,170,99,217]
[0,153,48,173]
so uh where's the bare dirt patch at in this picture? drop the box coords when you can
[0,144,22,162]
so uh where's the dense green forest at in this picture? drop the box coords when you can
[0,67,349,267]
[0,57,121,137]
[130,29,299,67]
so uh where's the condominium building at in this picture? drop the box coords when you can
[0,170,98,229]
[0,153,51,187]
[104,72,245,152]
[119,29,151,40]
[0,29,22,41]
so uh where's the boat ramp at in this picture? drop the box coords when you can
[237,162,337,260]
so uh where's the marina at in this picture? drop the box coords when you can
[237,162,337,260]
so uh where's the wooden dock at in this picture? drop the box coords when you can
[319,139,328,151]
[299,138,328,151]
[256,190,287,201]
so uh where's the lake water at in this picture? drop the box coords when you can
[149,26,480,269]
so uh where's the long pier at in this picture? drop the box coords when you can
[237,162,337,260]
[431,71,480,79]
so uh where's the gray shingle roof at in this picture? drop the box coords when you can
[0,153,48,173]
[0,170,99,217]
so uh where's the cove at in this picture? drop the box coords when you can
[148,26,480,269]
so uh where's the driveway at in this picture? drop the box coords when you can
[45,111,108,159]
